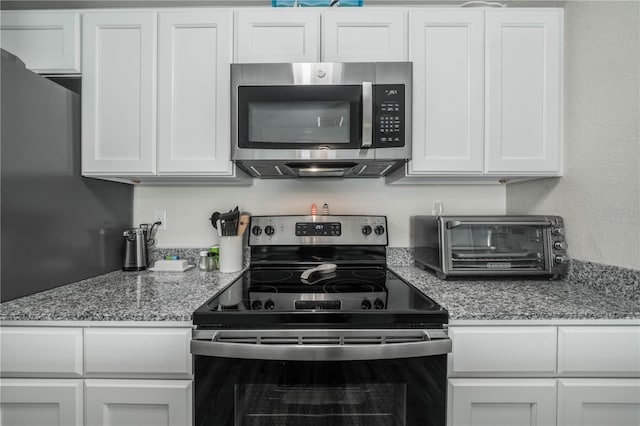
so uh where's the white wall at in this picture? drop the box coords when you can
[507,1,640,269]
[134,180,505,248]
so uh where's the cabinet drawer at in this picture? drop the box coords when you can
[0,327,83,377]
[84,328,192,378]
[558,326,640,377]
[448,326,557,377]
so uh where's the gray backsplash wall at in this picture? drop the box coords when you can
[1,52,133,302]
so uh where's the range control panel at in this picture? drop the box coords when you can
[374,84,405,148]
[249,215,388,246]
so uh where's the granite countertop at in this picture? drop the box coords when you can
[1,262,638,323]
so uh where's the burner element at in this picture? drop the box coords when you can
[248,270,294,283]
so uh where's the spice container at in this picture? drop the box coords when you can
[198,251,218,271]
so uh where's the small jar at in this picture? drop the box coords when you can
[198,251,217,271]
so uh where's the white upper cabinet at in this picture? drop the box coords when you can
[0,10,81,74]
[323,9,407,62]
[235,8,406,63]
[407,9,485,175]
[388,7,563,184]
[82,11,157,176]
[485,9,563,175]
[157,10,234,176]
[235,8,320,63]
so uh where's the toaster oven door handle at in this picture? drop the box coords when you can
[446,220,553,229]
[361,81,373,148]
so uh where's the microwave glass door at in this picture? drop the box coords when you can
[448,224,547,271]
[238,85,362,149]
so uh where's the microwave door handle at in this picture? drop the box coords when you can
[361,81,373,148]
[446,220,553,229]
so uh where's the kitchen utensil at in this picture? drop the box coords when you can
[237,214,251,236]
[300,263,337,280]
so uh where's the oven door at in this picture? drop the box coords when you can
[192,329,450,426]
[443,219,552,275]
[235,83,372,155]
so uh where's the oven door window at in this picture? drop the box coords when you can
[448,224,547,271]
[235,383,405,426]
[238,85,362,149]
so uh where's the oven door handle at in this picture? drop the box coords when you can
[446,220,553,229]
[191,332,451,361]
[361,81,373,149]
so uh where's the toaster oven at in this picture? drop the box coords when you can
[412,216,568,279]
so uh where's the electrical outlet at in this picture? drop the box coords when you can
[153,210,167,230]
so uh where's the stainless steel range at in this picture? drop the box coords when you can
[191,215,451,426]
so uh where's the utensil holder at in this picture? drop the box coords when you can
[219,236,243,273]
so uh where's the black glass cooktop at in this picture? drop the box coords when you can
[193,266,448,329]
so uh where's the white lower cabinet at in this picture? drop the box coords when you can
[448,324,640,426]
[85,379,192,426]
[557,379,640,426]
[448,378,557,426]
[0,325,193,426]
[0,379,83,426]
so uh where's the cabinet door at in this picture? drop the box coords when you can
[0,379,83,426]
[0,11,81,74]
[448,378,557,426]
[485,9,562,175]
[157,10,234,175]
[407,9,485,174]
[82,11,157,176]
[85,379,192,426]
[235,9,320,63]
[322,9,407,62]
[558,379,640,426]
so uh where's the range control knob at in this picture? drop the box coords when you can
[554,255,566,265]
[361,299,372,310]
[251,300,262,310]
[264,299,275,310]
[252,226,262,236]
[374,225,385,235]
[373,298,384,309]
[265,225,275,236]
[552,227,565,236]
[553,241,567,250]
[362,225,372,235]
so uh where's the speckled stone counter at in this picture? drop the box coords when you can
[0,268,241,322]
[388,266,640,321]
[1,254,638,322]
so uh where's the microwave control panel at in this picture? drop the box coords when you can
[374,84,405,148]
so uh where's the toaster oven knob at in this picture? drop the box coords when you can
[552,227,565,236]
[252,226,262,236]
[553,241,567,250]
[361,299,372,310]
[265,225,275,236]
[251,300,262,310]
[374,225,385,235]
[554,255,567,265]
[361,225,372,235]
[373,298,384,309]
[264,299,275,310]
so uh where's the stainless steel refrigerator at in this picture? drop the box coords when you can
[1,49,133,302]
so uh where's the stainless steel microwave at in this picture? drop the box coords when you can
[231,62,412,178]
[412,216,569,279]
